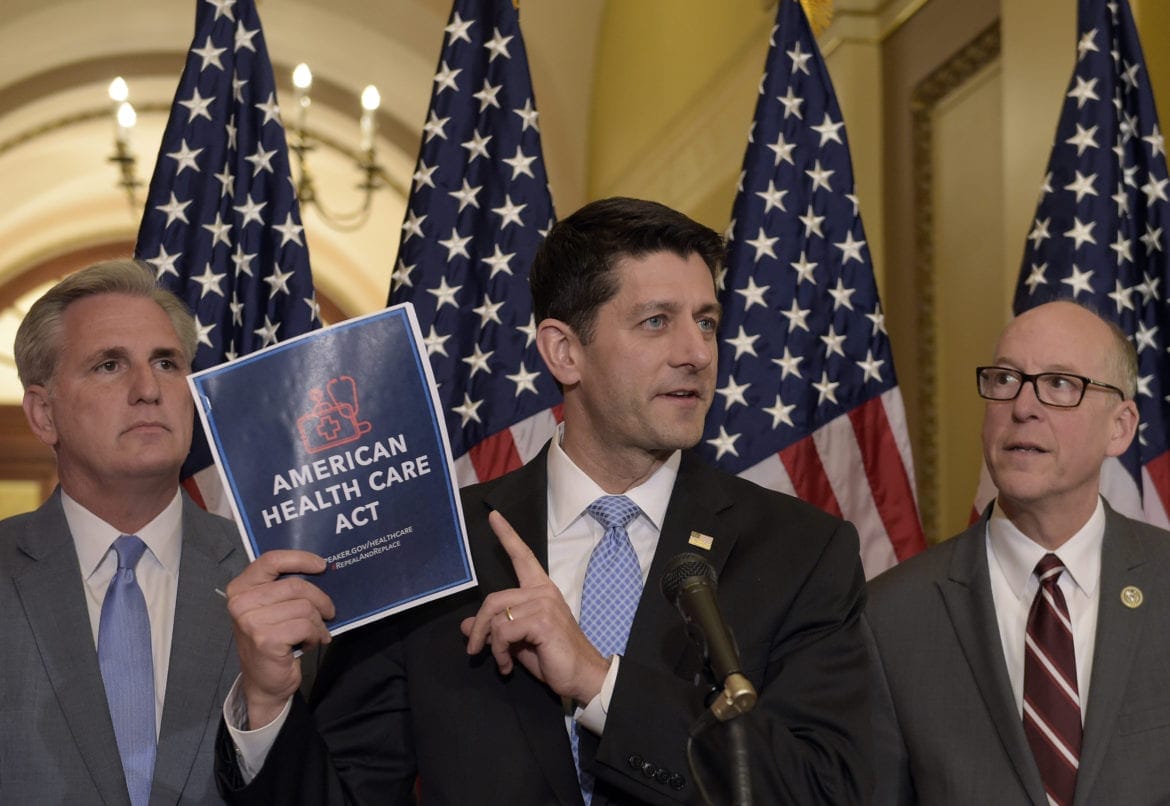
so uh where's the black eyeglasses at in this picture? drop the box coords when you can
[975,366,1126,408]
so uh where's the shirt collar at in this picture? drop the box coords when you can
[62,490,184,579]
[546,423,679,535]
[986,496,1105,599]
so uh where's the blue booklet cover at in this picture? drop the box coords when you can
[188,303,476,635]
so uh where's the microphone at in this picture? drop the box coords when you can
[661,552,757,720]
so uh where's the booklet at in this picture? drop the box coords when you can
[188,303,476,635]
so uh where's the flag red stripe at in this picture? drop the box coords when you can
[468,427,523,482]
[848,398,926,560]
[780,436,843,518]
[1145,449,1170,518]
[182,476,207,510]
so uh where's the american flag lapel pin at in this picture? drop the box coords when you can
[688,531,714,551]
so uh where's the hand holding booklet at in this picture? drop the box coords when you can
[188,303,477,635]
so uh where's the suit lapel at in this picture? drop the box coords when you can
[1073,505,1145,806]
[151,498,241,800]
[937,522,1047,805]
[12,492,129,805]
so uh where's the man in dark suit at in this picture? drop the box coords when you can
[216,197,872,804]
[864,300,1170,805]
[1,259,243,804]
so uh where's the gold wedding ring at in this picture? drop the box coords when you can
[505,606,515,621]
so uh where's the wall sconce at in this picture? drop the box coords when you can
[107,76,141,207]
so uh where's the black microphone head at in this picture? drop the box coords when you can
[660,552,717,603]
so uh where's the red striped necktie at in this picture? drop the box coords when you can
[1022,553,1081,806]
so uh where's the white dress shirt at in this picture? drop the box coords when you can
[986,497,1104,722]
[63,489,184,736]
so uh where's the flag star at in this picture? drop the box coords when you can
[513,97,540,131]
[781,299,811,332]
[206,0,237,21]
[445,11,473,44]
[227,115,239,151]
[438,227,473,261]
[716,376,751,408]
[798,205,830,245]
[213,164,234,197]
[790,250,818,284]
[1136,374,1152,398]
[273,214,305,247]
[755,180,788,213]
[745,227,779,261]
[1141,223,1163,254]
[493,194,526,229]
[423,110,450,142]
[1077,28,1098,59]
[1039,172,1054,196]
[234,22,259,53]
[1142,175,1169,205]
[474,296,505,326]
[821,325,847,358]
[1023,262,1048,294]
[1064,170,1098,202]
[484,27,513,61]
[1065,123,1099,155]
[725,326,760,359]
[462,344,494,377]
[202,212,233,248]
[433,60,462,94]
[264,263,295,296]
[448,179,482,212]
[146,245,181,279]
[507,362,542,397]
[1135,320,1158,353]
[473,79,502,112]
[304,294,321,324]
[715,264,728,292]
[813,371,840,406]
[231,244,255,276]
[828,277,857,310]
[461,129,492,162]
[787,40,812,75]
[428,276,462,310]
[502,145,537,179]
[1144,124,1165,158]
[777,86,804,119]
[245,144,277,176]
[1121,60,1141,90]
[423,325,450,357]
[233,193,266,227]
[402,209,427,241]
[1110,232,1133,264]
[1027,217,1051,249]
[705,426,740,460]
[194,318,215,349]
[452,394,483,426]
[229,293,244,327]
[1120,111,1139,143]
[481,245,515,278]
[763,394,796,428]
[835,231,867,263]
[1123,164,1139,188]
[1060,264,1095,297]
[179,87,215,122]
[192,262,226,298]
[866,305,887,336]
[768,132,797,166]
[1108,279,1134,312]
[806,160,835,193]
[167,139,203,174]
[391,260,414,290]
[1112,182,1130,216]
[736,277,770,309]
[811,113,845,146]
[857,350,886,383]
[231,77,247,104]
[1063,217,1096,249]
[1066,75,1099,108]
[1136,273,1161,304]
[412,160,438,190]
[156,192,191,226]
[772,346,803,380]
[517,314,538,348]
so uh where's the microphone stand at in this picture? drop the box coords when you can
[687,673,757,806]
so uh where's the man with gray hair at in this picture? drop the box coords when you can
[1,259,244,804]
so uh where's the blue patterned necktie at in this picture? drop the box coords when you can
[98,535,156,806]
[573,494,643,804]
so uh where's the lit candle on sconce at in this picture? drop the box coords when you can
[108,77,133,145]
[292,62,312,137]
[360,85,380,154]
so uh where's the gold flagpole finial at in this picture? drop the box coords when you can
[799,0,834,37]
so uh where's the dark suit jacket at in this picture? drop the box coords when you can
[863,502,1170,805]
[217,448,871,805]
[0,488,244,804]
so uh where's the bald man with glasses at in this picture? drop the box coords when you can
[863,300,1170,805]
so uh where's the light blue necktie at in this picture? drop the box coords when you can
[98,535,156,806]
[573,495,643,804]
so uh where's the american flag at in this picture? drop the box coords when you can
[976,0,1170,526]
[135,0,320,514]
[388,0,560,486]
[697,0,925,576]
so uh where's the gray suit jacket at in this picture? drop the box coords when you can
[863,502,1170,805]
[0,488,244,804]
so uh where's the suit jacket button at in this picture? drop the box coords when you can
[669,773,686,790]
[654,768,670,784]
[641,761,658,778]
[627,754,643,770]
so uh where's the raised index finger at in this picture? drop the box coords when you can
[488,510,548,588]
